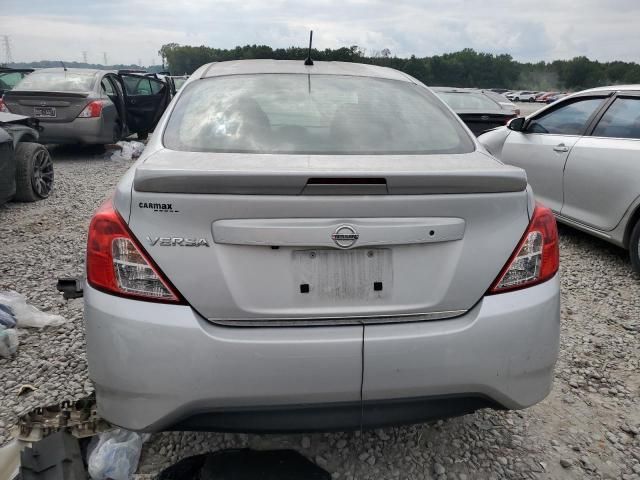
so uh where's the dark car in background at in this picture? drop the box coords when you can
[0,68,33,96]
[0,112,53,206]
[0,68,170,144]
[432,87,517,135]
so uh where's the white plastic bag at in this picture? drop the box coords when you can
[112,141,145,162]
[0,291,66,328]
[129,141,146,158]
[87,429,149,480]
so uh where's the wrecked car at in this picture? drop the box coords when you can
[0,112,53,205]
[84,59,560,433]
[0,68,33,97]
[0,68,170,145]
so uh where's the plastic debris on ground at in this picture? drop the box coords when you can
[110,140,146,162]
[0,291,67,328]
[0,326,18,358]
[0,303,17,328]
[158,449,330,480]
[87,428,150,480]
[20,431,86,480]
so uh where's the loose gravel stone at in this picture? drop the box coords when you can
[1,146,639,480]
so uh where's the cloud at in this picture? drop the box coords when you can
[1,0,639,65]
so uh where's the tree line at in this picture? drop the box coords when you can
[159,43,640,91]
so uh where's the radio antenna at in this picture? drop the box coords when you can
[60,61,67,72]
[304,30,314,66]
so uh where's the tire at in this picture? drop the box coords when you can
[514,97,520,102]
[14,142,54,202]
[529,98,535,102]
[629,220,640,274]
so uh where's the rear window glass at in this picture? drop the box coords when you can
[0,72,30,91]
[436,91,500,111]
[15,71,97,92]
[164,74,474,155]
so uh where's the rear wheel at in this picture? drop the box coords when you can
[14,142,54,202]
[514,97,520,102]
[629,220,640,274]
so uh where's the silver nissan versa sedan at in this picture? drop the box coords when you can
[84,60,561,432]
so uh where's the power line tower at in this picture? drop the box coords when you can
[1,35,13,64]
[102,52,108,66]
[82,51,88,63]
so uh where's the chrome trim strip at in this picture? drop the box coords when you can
[207,309,468,327]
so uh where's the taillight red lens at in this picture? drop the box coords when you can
[0,98,9,113]
[489,204,559,294]
[86,198,184,303]
[77,100,106,118]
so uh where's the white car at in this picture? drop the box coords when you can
[507,91,538,102]
[480,85,640,272]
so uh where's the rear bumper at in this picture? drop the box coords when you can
[84,275,560,432]
[38,117,108,144]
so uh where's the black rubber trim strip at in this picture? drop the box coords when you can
[167,394,503,433]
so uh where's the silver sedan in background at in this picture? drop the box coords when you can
[1,68,170,145]
[480,85,640,272]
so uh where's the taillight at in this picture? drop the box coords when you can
[86,198,184,303]
[0,98,9,113]
[77,100,106,118]
[489,204,559,294]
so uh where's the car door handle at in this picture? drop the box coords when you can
[553,144,569,153]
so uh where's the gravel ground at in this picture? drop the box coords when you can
[0,146,638,479]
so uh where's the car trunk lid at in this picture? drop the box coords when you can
[3,91,90,123]
[124,149,530,325]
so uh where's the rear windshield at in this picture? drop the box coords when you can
[15,71,97,93]
[164,74,474,155]
[436,91,501,111]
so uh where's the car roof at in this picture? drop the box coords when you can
[31,68,110,75]
[580,84,640,94]
[430,87,487,93]
[199,60,411,82]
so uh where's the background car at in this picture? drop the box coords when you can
[432,87,517,135]
[506,91,538,102]
[0,112,53,205]
[479,85,640,272]
[545,93,569,103]
[84,59,560,433]
[0,68,170,144]
[0,68,33,97]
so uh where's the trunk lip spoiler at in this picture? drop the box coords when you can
[5,90,90,98]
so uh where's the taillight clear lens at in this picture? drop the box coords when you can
[86,198,183,303]
[489,204,559,294]
[112,238,174,299]
[77,100,105,118]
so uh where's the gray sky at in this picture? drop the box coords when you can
[1,0,638,65]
